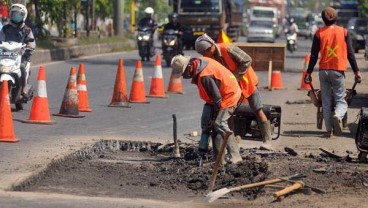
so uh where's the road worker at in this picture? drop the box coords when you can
[304,7,361,138]
[194,34,274,152]
[171,54,243,164]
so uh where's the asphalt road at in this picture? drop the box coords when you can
[0,36,367,207]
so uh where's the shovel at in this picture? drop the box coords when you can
[206,174,304,203]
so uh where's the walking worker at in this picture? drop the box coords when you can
[194,34,274,151]
[304,7,361,138]
[171,54,243,164]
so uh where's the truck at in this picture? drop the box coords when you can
[247,0,286,35]
[169,0,243,49]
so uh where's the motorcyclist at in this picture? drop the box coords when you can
[284,18,299,48]
[0,3,35,100]
[137,7,158,57]
[163,13,183,54]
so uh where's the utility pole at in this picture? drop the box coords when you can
[114,0,124,36]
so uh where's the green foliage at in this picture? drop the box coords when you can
[94,0,113,20]
[358,0,368,18]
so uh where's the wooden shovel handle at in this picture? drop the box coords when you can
[231,178,284,191]
[274,181,304,198]
[208,131,232,192]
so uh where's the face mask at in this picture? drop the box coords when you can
[11,12,24,23]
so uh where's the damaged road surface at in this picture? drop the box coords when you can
[12,140,368,207]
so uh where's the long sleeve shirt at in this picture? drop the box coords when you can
[307,29,359,73]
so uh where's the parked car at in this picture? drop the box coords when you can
[247,20,276,43]
[347,18,368,53]
[297,22,312,39]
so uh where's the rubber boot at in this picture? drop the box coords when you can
[259,120,275,151]
[227,134,242,164]
[212,134,225,165]
[198,133,210,156]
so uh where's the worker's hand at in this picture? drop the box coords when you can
[355,71,362,83]
[304,73,312,84]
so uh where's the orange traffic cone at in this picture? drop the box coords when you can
[0,80,18,142]
[271,70,283,90]
[147,55,167,98]
[129,60,149,103]
[53,67,85,118]
[167,70,184,94]
[298,54,312,90]
[23,66,56,124]
[77,64,92,112]
[109,59,130,108]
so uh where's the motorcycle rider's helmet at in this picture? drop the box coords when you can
[10,4,27,25]
[144,7,154,18]
[169,13,179,24]
[289,18,295,24]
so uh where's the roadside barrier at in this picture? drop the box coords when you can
[147,55,167,98]
[23,66,56,124]
[108,59,130,108]
[77,64,92,112]
[129,60,149,103]
[271,70,283,90]
[298,54,312,90]
[0,80,18,142]
[167,70,184,94]
[53,67,85,118]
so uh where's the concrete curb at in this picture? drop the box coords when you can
[32,40,136,65]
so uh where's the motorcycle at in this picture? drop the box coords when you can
[286,32,297,53]
[0,41,34,111]
[162,29,181,67]
[137,26,154,61]
[356,107,368,163]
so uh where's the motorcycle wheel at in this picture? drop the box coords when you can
[358,152,367,163]
[165,56,171,67]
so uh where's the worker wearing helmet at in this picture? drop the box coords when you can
[137,7,158,57]
[163,13,183,54]
[304,7,361,138]
[0,3,36,102]
[194,34,274,153]
[171,54,243,164]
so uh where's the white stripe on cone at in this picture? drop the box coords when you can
[153,66,163,78]
[38,80,47,98]
[77,85,87,91]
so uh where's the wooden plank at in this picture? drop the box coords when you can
[235,43,286,71]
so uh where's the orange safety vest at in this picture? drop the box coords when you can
[197,57,241,109]
[316,25,348,71]
[218,43,258,98]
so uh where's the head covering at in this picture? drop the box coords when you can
[171,55,191,78]
[321,7,337,25]
[195,34,216,54]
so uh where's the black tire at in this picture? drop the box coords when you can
[165,57,171,67]
[358,152,367,163]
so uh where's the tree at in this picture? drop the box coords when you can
[358,0,368,18]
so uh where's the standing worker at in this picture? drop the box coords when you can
[304,7,361,138]
[194,34,274,152]
[171,54,243,164]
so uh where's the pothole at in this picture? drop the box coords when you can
[12,140,269,201]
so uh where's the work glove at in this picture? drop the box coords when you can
[355,71,362,83]
[304,73,312,84]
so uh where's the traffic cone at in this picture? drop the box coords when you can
[109,59,130,108]
[0,80,18,142]
[217,29,232,43]
[271,70,283,90]
[77,64,92,112]
[129,60,149,103]
[22,66,56,124]
[298,54,312,90]
[53,67,85,118]
[147,55,167,98]
[167,70,184,94]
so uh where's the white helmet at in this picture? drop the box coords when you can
[144,7,154,15]
[10,4,28,24]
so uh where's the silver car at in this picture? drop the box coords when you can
[247,20,276,43]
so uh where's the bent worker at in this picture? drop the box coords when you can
[304,7,361,138]
[171,54,243,164]
[194,34,274,151]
